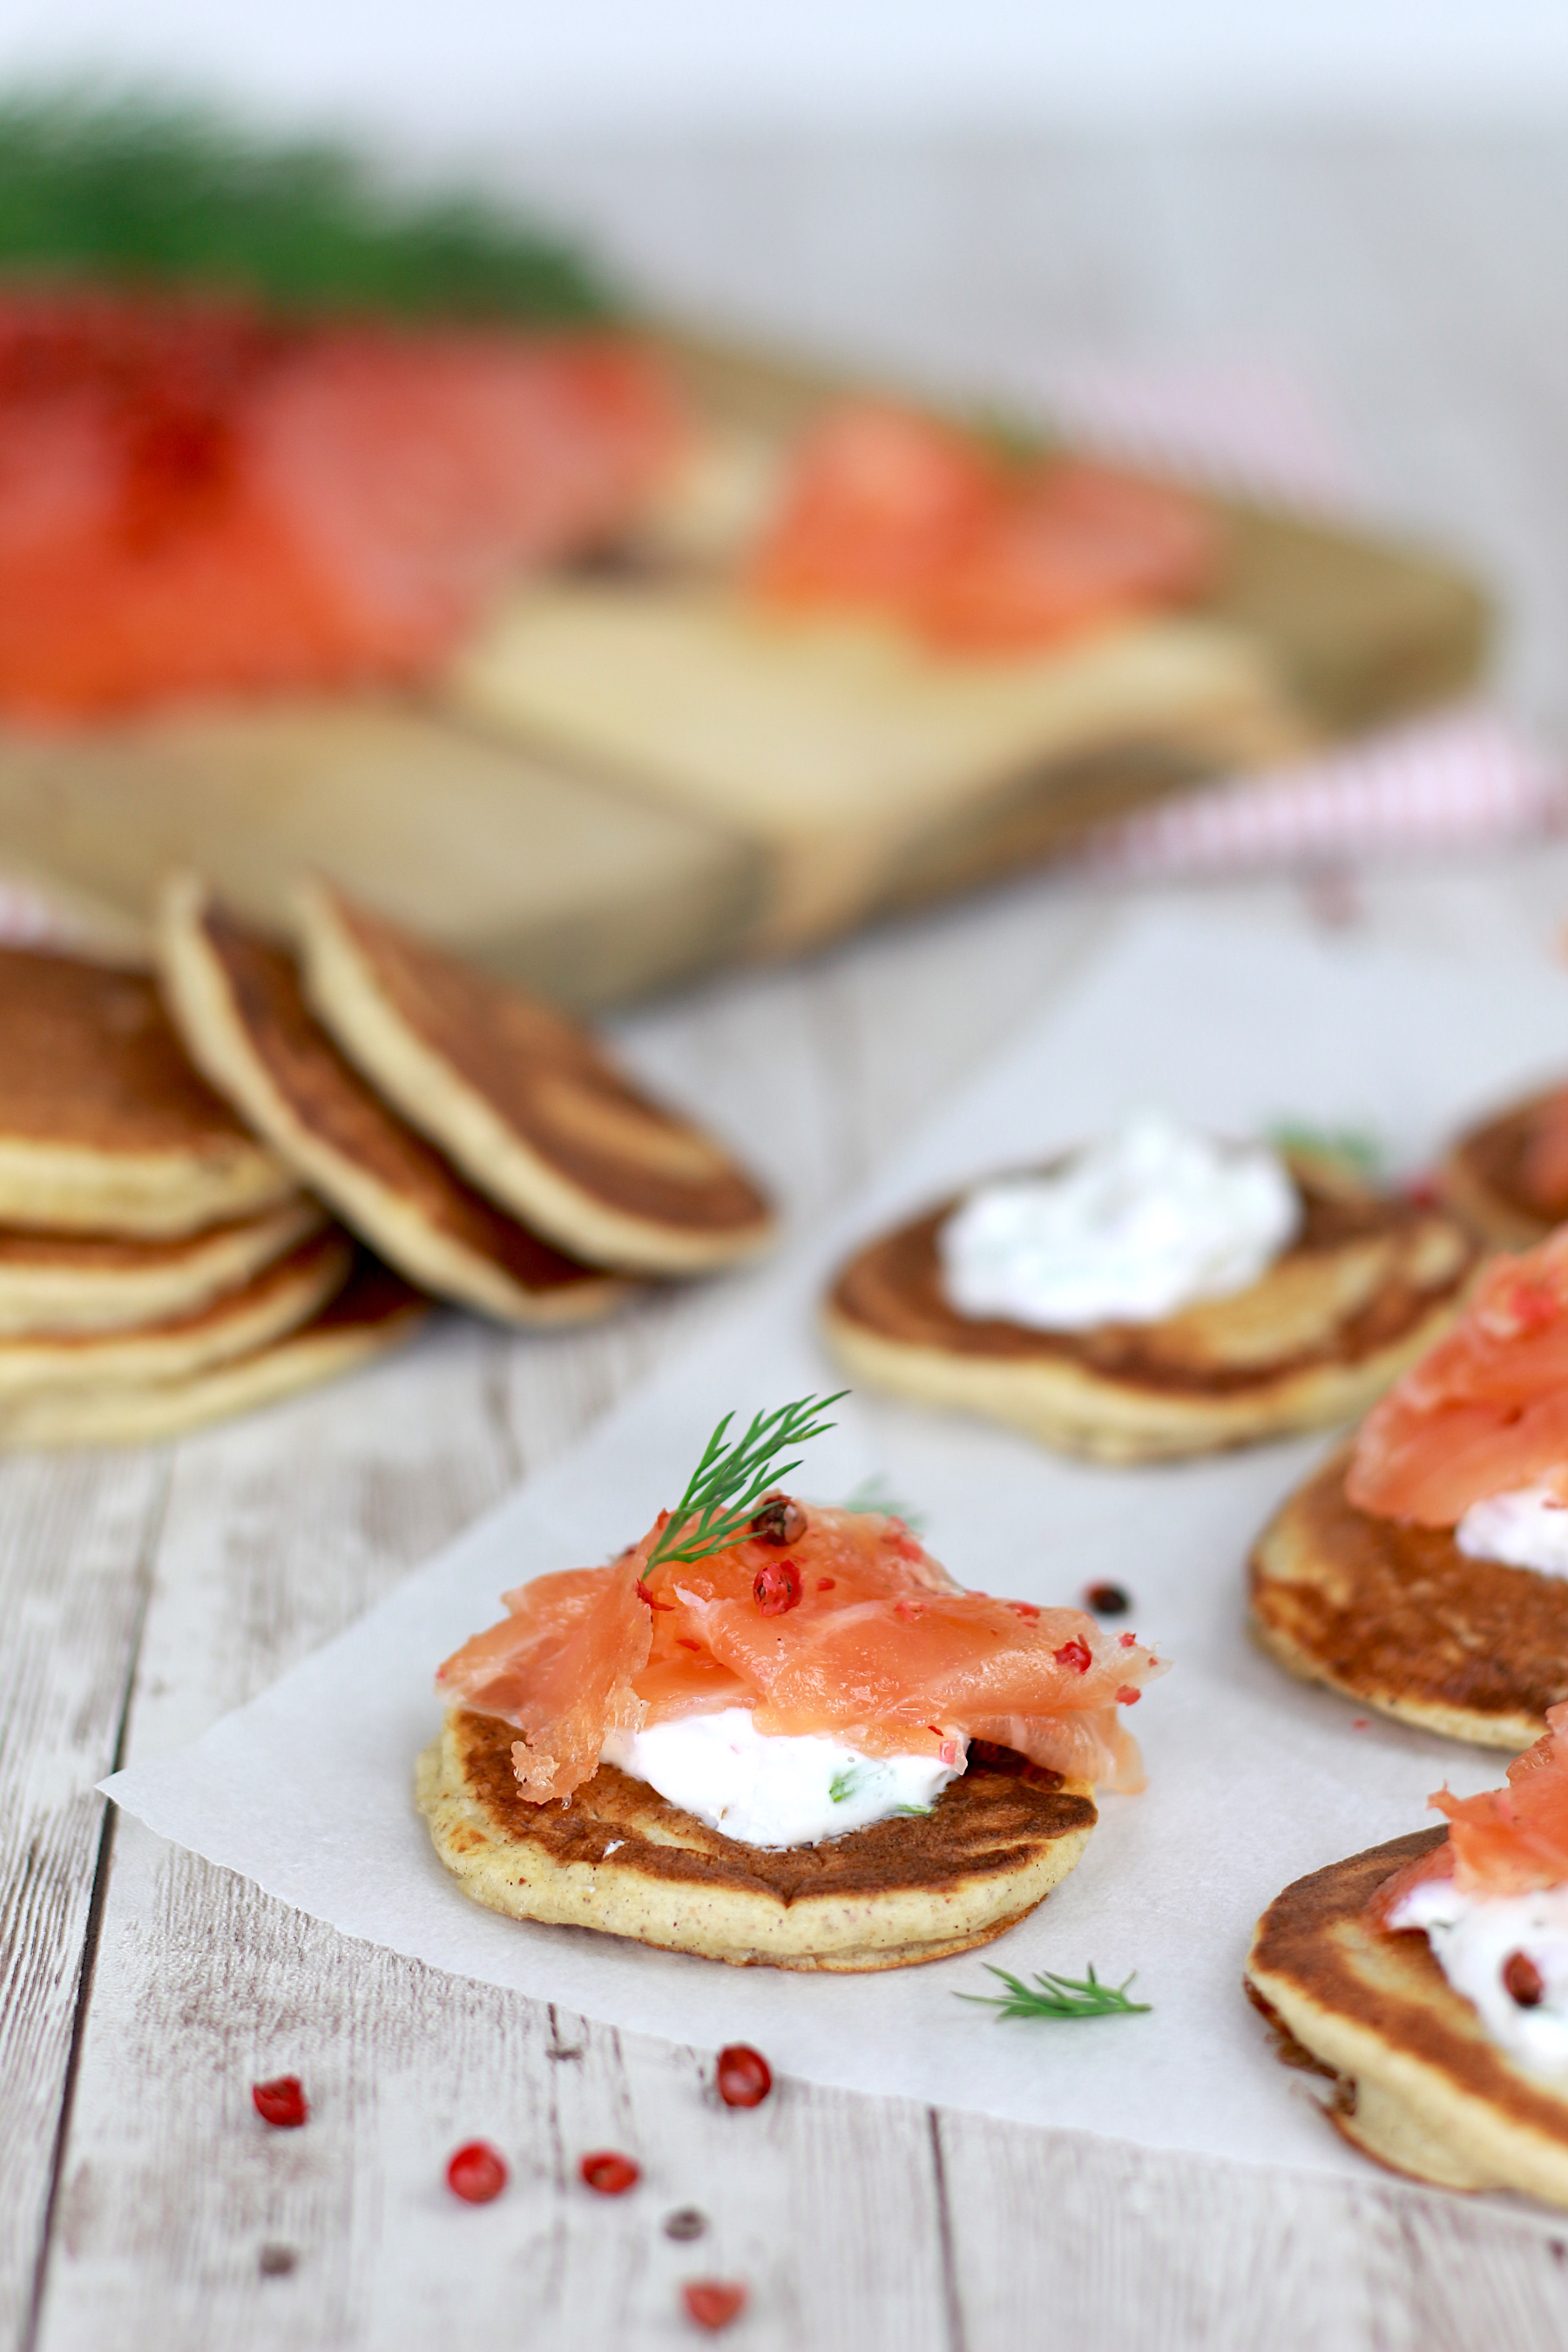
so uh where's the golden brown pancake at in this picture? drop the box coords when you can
[0,1226,350,1396]
[823,1164,1476,1463]
[0,1193,325,1336]
[0,945,294,1237]
[294,878,775,1275]
[1438,1087,1565,1248]
[1246,1830,1568,2205]
[418,1710,1097,1972]
[1248,1443,1568,1747]
[156,877,632,1328]
[0,1253,428,1448]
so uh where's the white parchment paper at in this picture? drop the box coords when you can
[105,909,1568,2183]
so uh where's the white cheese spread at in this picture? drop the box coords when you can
[599,1707,962,1848]
[1388,1873,1568,2072]
[1456,1481,1568,1578]
[937,1111,1300,1332]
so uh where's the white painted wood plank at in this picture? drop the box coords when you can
[0,1450,166,2348]
[44,1837,952,2352]
[936,2107,1568,2352]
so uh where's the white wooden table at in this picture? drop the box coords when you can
[10,131,1568,2349]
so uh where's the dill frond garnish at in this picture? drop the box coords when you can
[641,1393,848,1582]
[956,1963,1150,2022]
[1267,1122,1382,1182]
[0,89,616,321]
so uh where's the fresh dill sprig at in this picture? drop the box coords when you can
[956,1963,1150,2022]
[640,1392,848,1581]
[1267,1121,1382,1182]
[0,88,616,322]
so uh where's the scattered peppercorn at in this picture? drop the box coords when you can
[665,2206,708,2241]
[1504,1950,1545,2008]
[252,2075,308,2129]
[715,2044,773,2107]
[751,1495,807,1546]
[446,2141,508,2203]
[753,1558,801,1616]
[580,2149,641,2195]
[683,2280,748,2331]
[1084,1582,1131,1616]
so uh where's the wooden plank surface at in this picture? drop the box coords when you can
[10,127,1568,2350]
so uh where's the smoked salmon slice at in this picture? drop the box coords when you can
[1348,1227,1568,1527]
[1371,1700,1568,1916]
[0,288,684,717]
[436,1500,1166,1804]
[748,399,1220,654]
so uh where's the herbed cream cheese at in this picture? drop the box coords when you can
[1388,1873,1568,2073]
[937,1111,1301,1332]
[1456,1481,1568,1578]
[599,1707,963,1848]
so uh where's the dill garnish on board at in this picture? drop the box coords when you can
[0,91,615,321]
[958,1964,1151,2022]
[640,1393,848,1581]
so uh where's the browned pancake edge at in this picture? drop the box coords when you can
[298,880,775,1275]
[156,877,631,1327]
[1248,1444,1568,1747]
[1438,1091,1564,1249]
[0,946,294,1234]
[418,1708,1098,1971]
[1246,1831,1568,2203]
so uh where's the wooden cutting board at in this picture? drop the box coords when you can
[0,327,1488,1007]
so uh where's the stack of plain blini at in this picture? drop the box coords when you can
[0,885,774,1449]
[0,945,417,1447]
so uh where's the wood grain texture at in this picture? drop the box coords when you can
[0,1450,166,2349]
[14,127,1568,2351]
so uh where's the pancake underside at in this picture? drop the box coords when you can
[1248,1445,1566,1748]
[1246,1831,1568,2207]
[823,1180,1473,1463]
[824,1304,1459,1463]
[418,1710,1097,1972]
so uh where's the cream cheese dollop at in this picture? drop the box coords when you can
[1456,1482,1568,1578]
[599,1708,962,1848]
[937,1111,1301,1332]
[1387,1873,1568,2072]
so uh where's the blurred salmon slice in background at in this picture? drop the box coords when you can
[0,290,685,718]
[749,398,1221,653]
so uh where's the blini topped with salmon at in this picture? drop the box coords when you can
[1246,1708,1568,2207]
[417,1396,1166,1970]
[1251,1225,1568,1746]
